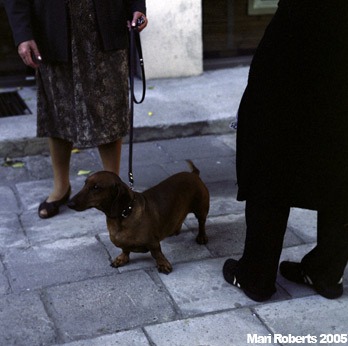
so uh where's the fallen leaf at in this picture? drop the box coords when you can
[12,162,25,168]
[77,170,92,176]
[2,157,25,168]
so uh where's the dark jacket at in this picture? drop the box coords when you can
[236,0,348,209]
[4,0,146,62]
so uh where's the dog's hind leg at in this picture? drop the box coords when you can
[150,245,173,274]
[111,250,130,268]
[193,193,209,245]
[195,216,208,245]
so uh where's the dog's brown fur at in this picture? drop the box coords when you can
[68,160,209,273]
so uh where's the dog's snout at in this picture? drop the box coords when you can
[67,190,94,212]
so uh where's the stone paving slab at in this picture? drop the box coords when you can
[44,271,177,343]
[158,258,289,318]
[133,68,247,128]
[0,186,19,212]
[129,140,173,165]
[59,329,150,346]
[185,213,303,259]
[254,294,348,340]
[145,309,278,346]
[16,177,90,212]
[156,135,234,162]
[205,179,238,199]
[20,208,105,245]
[287,208,317,242]
[163,156,235,185]
[0,261,10,295]
[4,236,114,293]
[127,162,172,189]
[0,157,31,183]
[207,195,244,217]
[187,214,247,257]
[219,133,237,152]
[0,292,56,346]
[0,212,28,250]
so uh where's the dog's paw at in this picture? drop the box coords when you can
[196,234,208,245]
[111,253,130,268]
[157,262,173,274]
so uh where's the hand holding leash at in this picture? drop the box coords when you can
[130,12,148,32]
[128,15,147,188]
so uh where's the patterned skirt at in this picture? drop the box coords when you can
[36,0,129,148]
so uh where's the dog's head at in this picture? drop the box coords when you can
[68,171,132,218]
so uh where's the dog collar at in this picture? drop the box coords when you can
[121,197,135,218]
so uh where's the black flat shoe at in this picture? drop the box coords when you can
[38,186,71,219]
[279,261,343,299]
[223,259,274,302]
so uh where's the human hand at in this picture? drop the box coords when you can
[18,40,42,69]
[129,11,148,32]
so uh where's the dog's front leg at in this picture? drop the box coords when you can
[111,250,130,268]
[150,245,172,274]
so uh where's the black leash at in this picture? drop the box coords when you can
[128,24,146,188]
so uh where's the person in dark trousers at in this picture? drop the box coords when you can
[223,0,348,301]
[4,0,147,219]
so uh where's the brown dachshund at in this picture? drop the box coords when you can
[68,160,209,274]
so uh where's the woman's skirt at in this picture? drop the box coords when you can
[36,0,129,148]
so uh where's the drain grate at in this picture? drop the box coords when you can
[0,91,32,117]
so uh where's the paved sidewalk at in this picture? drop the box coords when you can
[0,68,347,345]
[0,134,347,346]
[0,67,248,157]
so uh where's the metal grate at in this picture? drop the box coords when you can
[0,91,32,117]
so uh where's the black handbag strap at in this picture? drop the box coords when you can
[128,27,146,188]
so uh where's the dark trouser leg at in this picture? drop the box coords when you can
[237,199,290,296]
[301,204,348,284]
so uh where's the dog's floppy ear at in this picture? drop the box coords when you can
[108,181,133,219]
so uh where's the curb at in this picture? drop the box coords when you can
[0,118,233,158]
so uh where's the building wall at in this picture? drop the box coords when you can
[142,0,274,79]
[141,0,203,79]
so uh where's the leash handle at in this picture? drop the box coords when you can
[131,29,146,104]
[128,27,146,188]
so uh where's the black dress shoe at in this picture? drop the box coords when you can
[279,261,343,299]
[38,186,71,219]
[223,259,274,302]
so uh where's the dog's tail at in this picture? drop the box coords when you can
[186,159,200,175]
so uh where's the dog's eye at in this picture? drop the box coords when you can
[89,184,100,191]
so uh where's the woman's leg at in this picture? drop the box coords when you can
[98,139,123,174]
[39,137,72,217]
